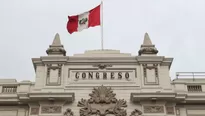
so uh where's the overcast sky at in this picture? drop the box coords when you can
[1,0,205,81]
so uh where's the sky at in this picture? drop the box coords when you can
[1,0,205,81]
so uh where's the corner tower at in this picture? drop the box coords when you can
[131,33,174,103]
[32,33,68,91]
[136,33,173,89]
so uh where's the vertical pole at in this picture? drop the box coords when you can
[192,72,195,81]
[101,1,104,50]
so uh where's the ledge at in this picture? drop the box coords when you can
[29,92,75,102]
[130,92,178,102]
[0,92,75,104]
[131,92,205,103]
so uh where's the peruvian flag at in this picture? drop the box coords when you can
[67,4,101,34]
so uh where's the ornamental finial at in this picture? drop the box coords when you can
[46,33,66,56]
[138,32,158,56]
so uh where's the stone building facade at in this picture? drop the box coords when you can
[0,33,205,116]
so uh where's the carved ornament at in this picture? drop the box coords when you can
[138,47,158,55]
[144,106,164,113]
[77,85,127,116]
[64,108,74,116]
[93,64,112,69]
[130,109,142,116]
[46,46,66,56]
[41,106,62,114]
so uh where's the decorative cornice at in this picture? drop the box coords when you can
[68,56,137,61]
[29,92,74,100]
[0,92,75,103]
[136,56,164,62]
[130,92,178,102]
[138,46,158,56]
[46,47,66,56]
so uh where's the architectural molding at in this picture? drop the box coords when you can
[46,64,62,86]
[142,64,159,85]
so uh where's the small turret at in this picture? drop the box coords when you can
[138,33,158,56]
[46,33,66,56]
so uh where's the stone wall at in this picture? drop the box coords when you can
[0,106,28,116]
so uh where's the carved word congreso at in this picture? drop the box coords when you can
[75,72,130,79]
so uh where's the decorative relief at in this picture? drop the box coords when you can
[41,106,62,114]
[64,108,74,116]
[166,106,174,115]
[142,64,159,85]
[46,64,62,85]
[77,85,127,116]
[130,109,142,116]
[93,64,112,69]
[30,107,39,115]
[144,106,164,113]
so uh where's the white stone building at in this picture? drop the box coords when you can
[0,33,204,116]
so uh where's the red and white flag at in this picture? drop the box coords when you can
[67,5,101,34]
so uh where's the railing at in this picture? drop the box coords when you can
[2,86,17,93]
[176,72,205,80]
[187,85,202,92]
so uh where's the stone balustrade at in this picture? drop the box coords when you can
[2,86,17,93]
[187,85,202,92]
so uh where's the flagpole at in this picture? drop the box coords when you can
[101,0,104,50]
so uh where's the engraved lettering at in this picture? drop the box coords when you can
[75,72,79,79]
[96,72,99,79]
[88,72,93,79]
[111,72,115,79]
[118,72,122,79]
[103,72,107,79]
[125,72,129,79]
[73,71,133,80]
[82,72,86,79]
